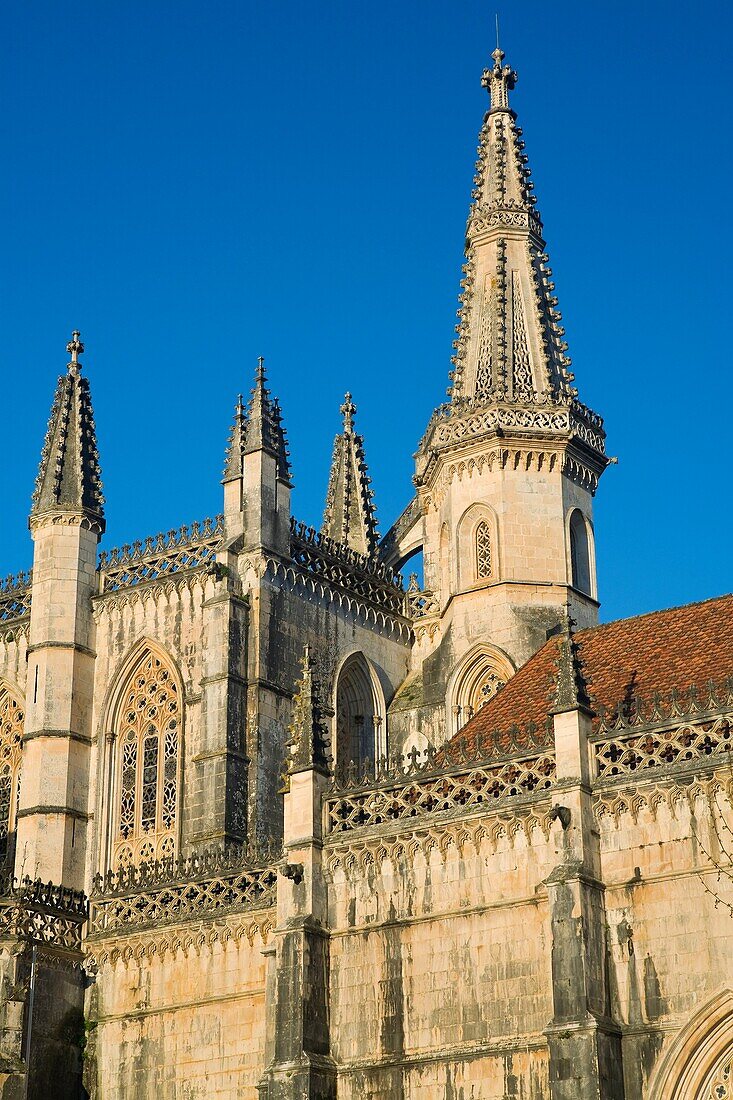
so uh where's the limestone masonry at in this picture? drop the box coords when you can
[0,44,731,1100]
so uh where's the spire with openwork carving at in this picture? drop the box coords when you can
[285,645,331,777]
[223,393,246,482]
[30,331,105,531]
[239,357,292,485]
[322,394,379,557]
[447,48,583,408]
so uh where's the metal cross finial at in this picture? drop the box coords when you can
[66,330,84,374]
[341,392,356,433]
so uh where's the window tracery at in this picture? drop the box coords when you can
[451,650,510,733]
[0,687,23,865]
[113,651,179,870]
[476,520,492,579]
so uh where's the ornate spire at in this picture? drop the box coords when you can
[236,357,292,484]
[31,331,105,530]
[222,393,246,482]
[285,646,331,777]
[448,47,581,409]
[321,393,379,557]
[550,611,593,715]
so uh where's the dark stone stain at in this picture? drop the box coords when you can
[379,919,405,1057]
[643,953,668,1021]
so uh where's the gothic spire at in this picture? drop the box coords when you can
[31,331,105,530]
[232,357,292,485]
[448,47,578,407]
[550,611,593,715]
[285,645,331,777]
[222,393,246,482]
[322,393,379,557]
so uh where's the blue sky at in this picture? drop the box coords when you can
[2,1,731,623]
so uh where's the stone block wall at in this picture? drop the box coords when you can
[87,913,272,1099]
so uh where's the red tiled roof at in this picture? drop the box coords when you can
[447,593,733,755]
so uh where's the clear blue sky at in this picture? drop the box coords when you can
[2,1,731,623]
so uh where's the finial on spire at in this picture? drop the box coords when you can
[66,330,84,375]
[341,392,356,434]
[482,39,517,110]
[256,355,265,382]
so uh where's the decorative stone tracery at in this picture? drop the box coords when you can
[0,686,23,865]
[112,649,180,869]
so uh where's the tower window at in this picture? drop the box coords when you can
[476,520,492,579]
[569,510,592,596]
[112,650,179,870]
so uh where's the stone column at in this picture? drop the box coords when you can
[258,650,336,1099]
[186,565,249,850]
[15,516,100,889]
[544,625,625,1099]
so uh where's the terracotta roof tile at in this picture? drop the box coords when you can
[446,593,733,757]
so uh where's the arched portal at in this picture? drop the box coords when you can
[335,653,383,774]
[649,989,733,1100]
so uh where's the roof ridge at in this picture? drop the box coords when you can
[577,591,733,639]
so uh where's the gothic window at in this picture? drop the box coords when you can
[451,650,510,732]
[335,654,380,775]
[113,650,179,870]
[0,687,23,866]
[476,520,492,579]
[569,510,592,596]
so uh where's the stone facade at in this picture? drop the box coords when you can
[1,42,731,1100]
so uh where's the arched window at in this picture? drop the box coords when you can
[335,654,381,774]
[450,647,513,733]
[112,649,180,870]
[475,520,492,579]
[0,686,23,866]
[569,510,592,596]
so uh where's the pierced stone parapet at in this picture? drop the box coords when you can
[0,570,32,623]
[325,741,555,835]
[416,396,606,467]
[290,518,404,615]
[0,875,87,953]
[88,846,278,937]
[594,714,733,781]
[97,515,224,592]
[404,577,439,620]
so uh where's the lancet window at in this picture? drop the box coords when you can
[112,650,179,869]
[569,509,592,597]
[0,687,23,866]
[476,521,492,579]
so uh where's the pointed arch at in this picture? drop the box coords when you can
[0,680,24,868]
[567,508,596,598]
[447,642,515,735]
[649,989,733,1100]
[455,503,500,591]
[101,639,184,871]
[333,652,386,773]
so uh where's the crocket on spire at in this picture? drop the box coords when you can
[321,393,379,558]
[31,331,105,530]
[448,45,581,408]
